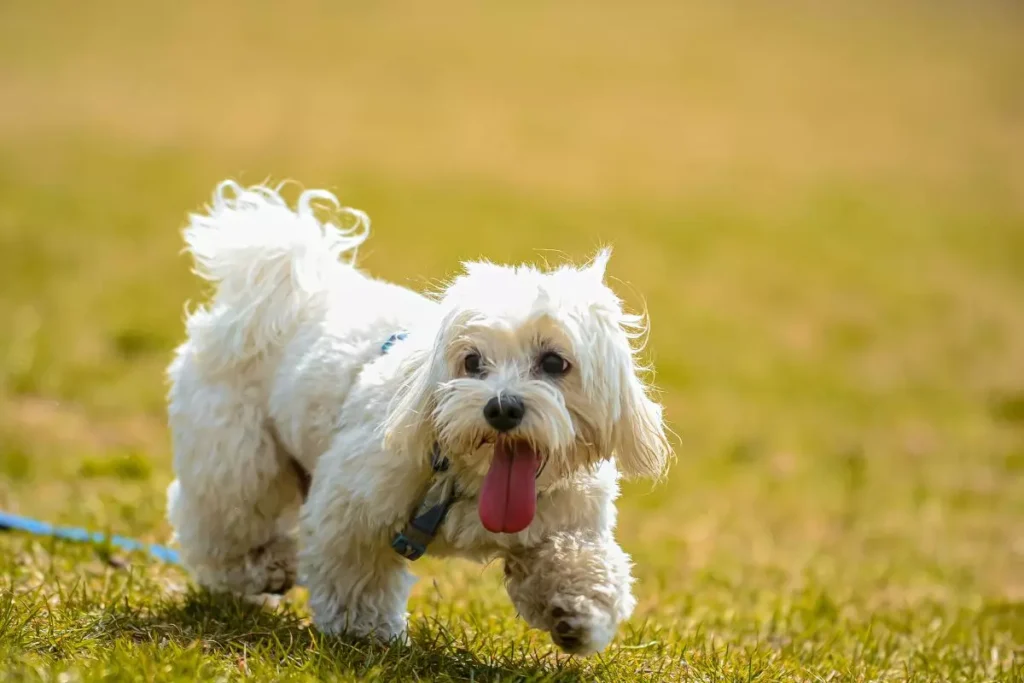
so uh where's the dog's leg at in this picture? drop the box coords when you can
[299,456,416,642]
[301,539,414,642]
[167,384,303,596]
[503,531,637,655]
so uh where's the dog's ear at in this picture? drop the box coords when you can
[382,336,446,459]
[382,308,467,458]
[611,363,672,479]
[586,304,672,480]
[585,247,613,282]
[579,251,672,479]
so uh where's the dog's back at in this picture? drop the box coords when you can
[165,181,418,596]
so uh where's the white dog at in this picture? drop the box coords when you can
[165,181,671,654]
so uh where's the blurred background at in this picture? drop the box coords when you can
[1,0,1022,648]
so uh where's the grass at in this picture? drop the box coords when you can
[1,0,1023,680]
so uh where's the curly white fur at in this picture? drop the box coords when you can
[166,181,672,654]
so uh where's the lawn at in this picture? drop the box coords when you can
[1,1,1023,680]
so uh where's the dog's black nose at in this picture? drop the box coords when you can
[483,395,525,432]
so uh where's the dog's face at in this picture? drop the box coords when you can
[385,250,671,533]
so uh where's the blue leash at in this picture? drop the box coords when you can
[0,334,414,570]
[0,511,182,565]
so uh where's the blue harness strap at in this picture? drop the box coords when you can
[380,332,408,354]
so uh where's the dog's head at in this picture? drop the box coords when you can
[384,249,671,533]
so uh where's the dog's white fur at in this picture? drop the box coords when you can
[166,181,671,654]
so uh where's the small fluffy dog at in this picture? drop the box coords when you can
[166,182,671,654]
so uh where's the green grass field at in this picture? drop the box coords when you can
[2,1,1023,680]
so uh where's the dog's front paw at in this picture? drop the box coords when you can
[545,597,617,655]
[309,593,409,645]
[314,612,408,645]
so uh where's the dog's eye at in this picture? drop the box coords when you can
[539,352,570,376]
[464,353,483,376]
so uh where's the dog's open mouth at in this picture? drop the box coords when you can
[478,439,540,534]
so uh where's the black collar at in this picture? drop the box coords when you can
[391,444,459,560]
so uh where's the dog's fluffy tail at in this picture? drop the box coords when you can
[181,180,369,371]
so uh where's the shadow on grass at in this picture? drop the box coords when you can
[91,590,591,681]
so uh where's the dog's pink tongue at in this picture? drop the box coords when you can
[478,441,539,534]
